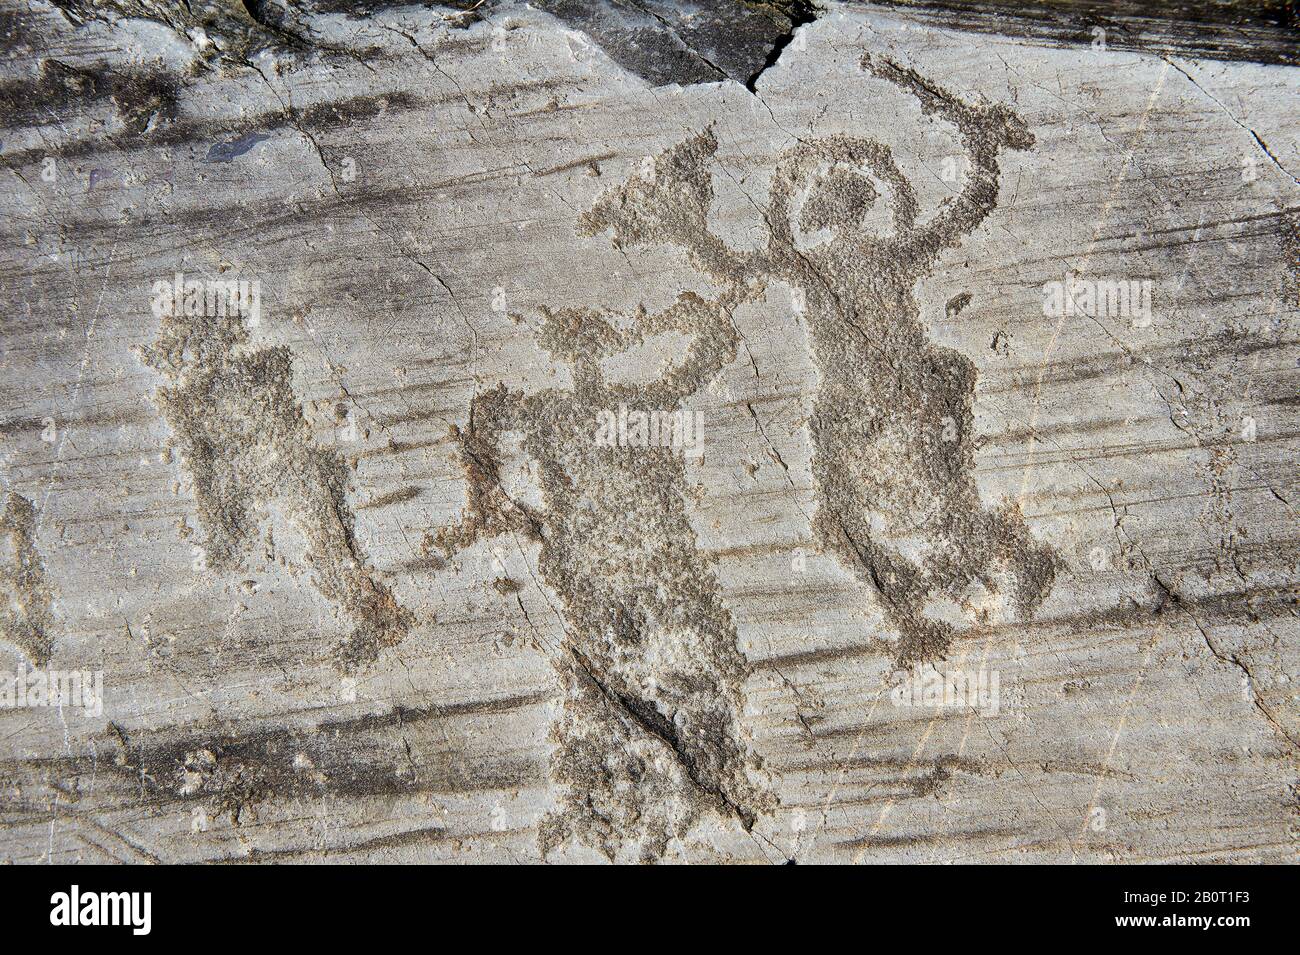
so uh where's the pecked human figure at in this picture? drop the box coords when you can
[580,54,1057,661]
[437,290,772,862]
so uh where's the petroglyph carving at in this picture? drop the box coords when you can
[580,54,1058,662]
[438,291,773,862]
[140,310,411,670]
[0,494,55,666]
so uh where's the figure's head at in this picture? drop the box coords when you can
[770,136,917,251]
[798,165,880,236]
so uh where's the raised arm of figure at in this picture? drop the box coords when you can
[434,384,543,557]
[578,127,758,287]
[861,53,1034,269]
[534,291,741,405]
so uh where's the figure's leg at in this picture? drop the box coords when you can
[811,336,1055,661]
[539,664,706,863]
[561,586,771,835]
[907,340,1059,626]
[812,466,954,663]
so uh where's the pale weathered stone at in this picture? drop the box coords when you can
[0,0,1295,863]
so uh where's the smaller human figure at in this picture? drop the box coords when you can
[437,289,772,862]
[142,307,411,670]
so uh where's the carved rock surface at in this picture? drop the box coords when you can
[0,0,1296,863]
